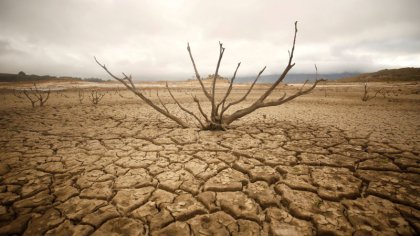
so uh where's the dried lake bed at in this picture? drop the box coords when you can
[0,80,419,235]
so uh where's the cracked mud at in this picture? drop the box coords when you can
[0,86,419,235]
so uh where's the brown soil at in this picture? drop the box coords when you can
[0,81,419,235]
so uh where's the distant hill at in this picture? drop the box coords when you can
[0,72,107,83]
[236,72,360,84]
[335,68,420,82]
[187,74,230,83]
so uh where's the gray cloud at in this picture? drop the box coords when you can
[0,0,419,79]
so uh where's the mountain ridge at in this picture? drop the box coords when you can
[2,67,419,84]
[334,67,420,82]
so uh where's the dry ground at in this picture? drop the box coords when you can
[0,81,419,235]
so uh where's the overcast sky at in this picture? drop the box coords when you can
[0,0,419,80]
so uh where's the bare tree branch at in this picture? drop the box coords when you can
[156,89,170,113]
[299,80,309,91]
[210,42,226,119]
[223,79,325,124]
[166,82,205,128]
[122,72,137,90]
[259,92,287,107]
[95,57,189,128]
[23,90,39,108]
[220,21,299,125]
[216,62,241,116]
[262,80,322,107]
[39,89,50,106]
[21,83,50,107]
[187,43,212,101]
[257,21,298,103]
[192,95,209,123]
[221,66,266,116]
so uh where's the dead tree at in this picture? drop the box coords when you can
[90,89,105,105]
[361,80,383,102]
[22,83,50,108]
[95,22,324,130]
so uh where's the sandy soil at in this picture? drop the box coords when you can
[0,80,419,235]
